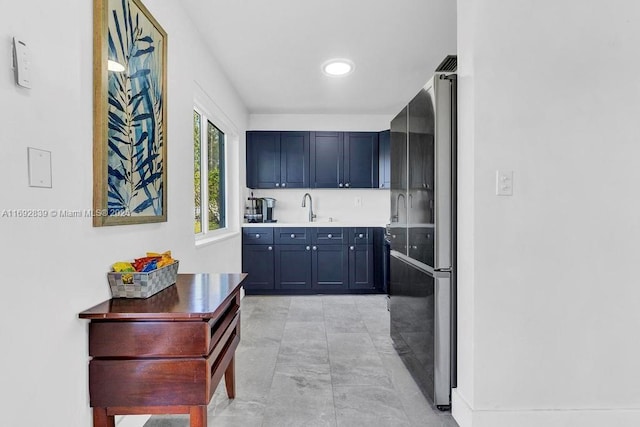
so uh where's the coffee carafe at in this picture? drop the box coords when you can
[244,193,263,223]
[261,198,276,223]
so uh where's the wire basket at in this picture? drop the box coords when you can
[107,261,179,299]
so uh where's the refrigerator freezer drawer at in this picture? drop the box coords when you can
[389,252,451,408]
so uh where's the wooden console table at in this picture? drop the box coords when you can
[79,273,246,427]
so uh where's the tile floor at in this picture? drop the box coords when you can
[144,295,459,427]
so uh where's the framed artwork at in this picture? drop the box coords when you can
[93,0,167,226]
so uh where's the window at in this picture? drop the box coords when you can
[194,108,226,235]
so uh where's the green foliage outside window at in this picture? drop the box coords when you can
[194,110,225,234]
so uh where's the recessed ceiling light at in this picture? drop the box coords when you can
[108,60,125,72]
[322,59,354,77]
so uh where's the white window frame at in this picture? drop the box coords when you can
[194,87,240,246]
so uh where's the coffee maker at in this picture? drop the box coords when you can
[244,193,263,223]
[261,197,277,223]
[244,194,277,223]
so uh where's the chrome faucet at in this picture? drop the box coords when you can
[391,193,406,222]
[301,193,316,222]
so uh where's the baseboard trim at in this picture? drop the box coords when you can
[451,390,640,427]
[452,389,473,427]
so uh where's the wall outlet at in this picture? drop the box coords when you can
[354,196,362,207]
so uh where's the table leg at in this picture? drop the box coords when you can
[189,405,207,427]
[225,356,236,399]
[93,408,115,427]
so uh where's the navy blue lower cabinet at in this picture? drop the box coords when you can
[275,244,312,290]
[242,227,275,294]
[241,227,384,295]
[242,244,275,292]
[312,244,349,291]
[348,244,375,290]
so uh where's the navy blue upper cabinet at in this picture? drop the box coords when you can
[310,132,343,188]
[344,132,379,188]
[280,132,310,188]
[246,131,310,189]
[378,130,391,189]
[310,132,379,188]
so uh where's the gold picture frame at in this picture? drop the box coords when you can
[93,0,167,226]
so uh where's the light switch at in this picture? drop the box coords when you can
[495,170,513,196]
[28,148,52,188]
[354,196,362,207]
[13,37,32,89]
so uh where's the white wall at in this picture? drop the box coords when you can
[0,1,247,426]
[453,1,640,426]
[249,113,391,132]
[246,114,391,224]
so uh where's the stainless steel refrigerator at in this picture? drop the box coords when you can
[388,55,457,410]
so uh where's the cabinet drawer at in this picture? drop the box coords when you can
[275,227,311,244]
[89,312,240,408]
[348,227,371,245]
[89,321,210,358]
[89,296,240,358]
[313,227,344,244]
[243,227,274,244]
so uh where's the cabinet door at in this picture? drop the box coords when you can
[312,244,348,291]
[242,244,275,291]
[310,132,343,188]
[247,131,280,189]
[378,130,391,189]
[344,132,379,188]
[275,244,312,290]
[280,132,310,188]
[348,244,375,290]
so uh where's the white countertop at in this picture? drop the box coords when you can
[243,221,387,228]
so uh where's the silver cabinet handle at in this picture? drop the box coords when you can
[328,234,333,238]
[350,246,355,250]
[268,246,273,251]
[290,234,295,238]
[345,183,350,188]
[306,246,310,251]
[275,183,280,187]
[338,183,343,188]
[312,246,317,251]
[358,233,364,238]
[282,183,286,187]
[255,234,261,238]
